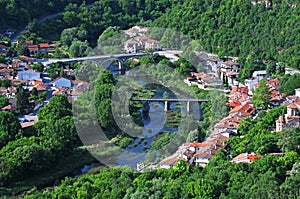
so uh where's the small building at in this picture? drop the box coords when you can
[124,39,140,53]
[252,70,267,78]
[0,44,8,54]
[38,43,50,54]
[276,104,300,132]
[231,152,261,164]
[17,70,41,81]
[53,77,71,88]
[214,114,243,134]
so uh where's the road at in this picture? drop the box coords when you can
[11,3,95,42]
[285,67,300,75]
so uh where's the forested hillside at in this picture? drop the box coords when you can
[153,0,300,69]
[0,0,94,32]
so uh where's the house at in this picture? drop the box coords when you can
[53,77,71,88]
[220,61,240,73]
[229,86,250,103]
[159,133,229,169]
[52,87,71,96]
[30,84,47,94]
[252,70,267,78]
[124,39,140,53]
[225,71,239,86]
[159,153,181,169]
[145,39,161,51]
[21,121,37,129]
[17,70,41,81]
[267,77,280,91]
[245,76,263,92]
[193,134,229,167]
[38,43,50,54]
[124,26,148,37]
[0,44,8,54]
[0,68,13,77]
[27,45,39,54]
[229,104,256,117]
[231,152,261,163]
[214,114,243,134]
[276,104,300,132]
[26,41,50,55]
[1,104,17,112]
[71,80,89,99]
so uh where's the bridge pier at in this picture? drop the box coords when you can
[118,61,126,75]
[187,101,190,113]
[164,101,170,112]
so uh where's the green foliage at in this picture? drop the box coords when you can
[0,96,9,109]
[252,78,272,109]
[0,79,12,87]
[16,85,30,114]
[151,132,175,150]
[279,74,300,95]
[0,111,21,149]
[69,40,91,57]
[32,63,44,73]
[154,0,300,70]
[38,94,72,121]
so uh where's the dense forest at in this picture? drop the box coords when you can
[0,0,95,32]
[153,0,300,70]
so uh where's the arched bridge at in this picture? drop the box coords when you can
[131,98,208,113]
[41,53,146,74]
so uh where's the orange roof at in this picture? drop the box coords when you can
[287,104,297,109]
[232,153,261,163]
[189,142,209,147]
[226,100,241,107]
[295,100,300,107]
[39,43,50,48]
[229,104,256,117]
[21,121,36,128]
[33,80,44,85]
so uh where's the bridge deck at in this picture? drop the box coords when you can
[131,98,208,102]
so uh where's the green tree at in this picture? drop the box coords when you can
[0,111,21,149]
[16,85,30,114]
[252,78,271,109]
[38,95,72,121]
[69,40,91,57]
[0,96,9,109]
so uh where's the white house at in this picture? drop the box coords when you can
[252,70,267,78]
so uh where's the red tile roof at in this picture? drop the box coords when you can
[229,104,256,117]
[39,43,50,48]
[287,103,297,109]
[21,121,36,129]
[231,152,261,163]
[226,100,242,107]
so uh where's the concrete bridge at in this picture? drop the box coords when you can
[40,53,146,74]
[131,98,208,113]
